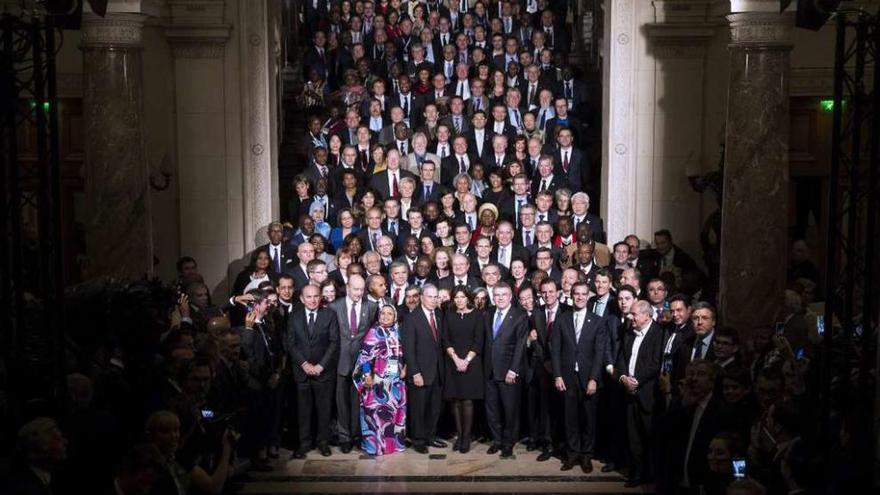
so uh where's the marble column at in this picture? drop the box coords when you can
[81,13,154,280]
[718,11,792,331]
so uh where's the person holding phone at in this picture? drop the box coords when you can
[656,359,734,493]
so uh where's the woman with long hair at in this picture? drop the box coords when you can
[352,305,407,455]
[441,287,484,453]
[232,249,279,296]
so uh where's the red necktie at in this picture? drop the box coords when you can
[392,173,399,197]
[393,287,401,304]
[563,151,570,172]
[547,309,555,336]
[429,311,438,342]
[350,303,358,337]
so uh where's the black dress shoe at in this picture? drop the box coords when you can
[580,460,593,474]
[319,445,331,457]
[560,460,576,471]
[459,440,471,453]
[500,448,514,458]
[413,445,429,454]
[486,445,500,455]
[453,439,461,451]
[525,442,537,452]
[536,450,552,462]
[290,449,307,460]
[430,439,447,448]
[601,462,616,473]
[340,442,352,454]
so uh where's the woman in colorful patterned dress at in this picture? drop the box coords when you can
[352,305,407,455]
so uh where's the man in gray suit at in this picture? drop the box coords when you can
[328,274,378,453]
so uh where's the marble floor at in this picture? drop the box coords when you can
[242,442,655,494]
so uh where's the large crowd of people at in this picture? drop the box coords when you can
[4,1,869,494]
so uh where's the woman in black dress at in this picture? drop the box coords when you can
[441,286,485,453]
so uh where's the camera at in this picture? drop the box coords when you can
[732,457,747,479]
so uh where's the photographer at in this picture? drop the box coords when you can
[236,288,286,471]
[146,409,237,495]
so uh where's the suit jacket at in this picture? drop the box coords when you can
[415,181,443,204]
[530,174,562,198]
[673,330,717,385]
[551,310,607,388]
[464,127,492,158]
[483,306,529,380]
[437,274,482,291]
[554,79,588,114]
[615,321,665,413]
[238,320,283,390]
[465,95,491,117]
[492,243,531,267]
[286,307,339,382]
[587,294,617,319]
[440,114,472,136]
[441,153,476,187]
[603,314,629,368]
[392,91,426,128]
[527,303,566,382]
[401,307,444,385]
[659,394,733,492]
[369,168,417,200]
[329,298,379,375]
[553,146,590,192]
[259,242,297,275]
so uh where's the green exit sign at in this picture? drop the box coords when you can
[820,99,844,112]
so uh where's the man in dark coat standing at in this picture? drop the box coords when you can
[286,284,339,458]
[483,282,528,458]
[402,284,447,453]
[551,281,607,473]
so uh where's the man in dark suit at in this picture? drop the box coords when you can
[286,284,340,458]
[625,234,660,284]
[261,222,297,275]
[483,282,529,457]
[441,136,476,188]
[464,110,492,160]
[615,300,666,487]
[393,75,426,128]
[530,155,562,198]
[238,288,285,470]
[437,253,482,291]
[551,281,607,473]
[553,126,589,193]
[588,269,616,318]
[302,30,330,80]
[657,359,731,493]
[328,275,378,453]
[368,148,416,200]
[290,241,316,290]
[663,294,694,392]
[527,278,569,461]
[402,284,447,453]
[492,221,530,272]
[673,302,717,386]
[554,66,588,117]
[653,229,707,297]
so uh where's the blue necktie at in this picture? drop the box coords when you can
[493,311,503,338]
